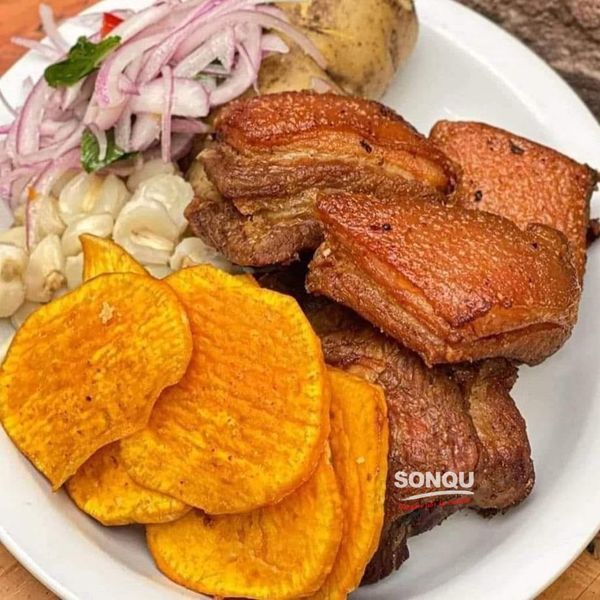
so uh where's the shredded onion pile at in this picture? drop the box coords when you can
[0,0,324,233]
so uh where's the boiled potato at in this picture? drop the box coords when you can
[273,0,419,99]
[259,44,342,95]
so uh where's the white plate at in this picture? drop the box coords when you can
[1,1,599,599]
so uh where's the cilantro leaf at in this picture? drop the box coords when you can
[45,36,121,88]
[80,128,137,173]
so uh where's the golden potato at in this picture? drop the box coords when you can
[276,0,418,99]
[259,44,342,95]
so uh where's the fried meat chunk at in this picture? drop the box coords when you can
[430,120,597,279]
[186,93,456,266]
[307,192,580,365]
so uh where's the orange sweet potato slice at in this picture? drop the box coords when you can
[147,451,343,599]
[81,233,257,287]
[310,369,389,599]
[81,234,147,280]
[121,265,330,514]
[0,273,192,488]
[66,443,191,526]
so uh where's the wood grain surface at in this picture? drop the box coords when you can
[0,1,598,599]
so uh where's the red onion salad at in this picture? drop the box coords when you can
[0,0,325,235]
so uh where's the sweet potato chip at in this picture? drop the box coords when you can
[147,451,343,599]
[310,369,389,600]
[81,234,257,287]
[121,265,330,514]
[66,443,191,526]
[0,273,192,488]
[81,234,147,281]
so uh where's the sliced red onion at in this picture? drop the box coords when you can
[28,148,80,224]
[171,118,210,134]
[125,55,144,82]
[103,162,136,177]
[261,32,289,54]
[143,132,194,162]
[17,123,84,167]
[138,1,229,84]
[173,27,236,77]
[93,103,126,130]
[0,166,38,207]
[61,85,83,112]
[16,78,50,155]
[210,45,255,106]
[312,76,335,94]
[174,10,325,68]
[109,4,173,44]
[40,118,79,138]
[2,0,327,224]
[0,199,14,232]
[90,125,108,161]
[131,78,210,117]
[239,23,262,72]
[201,64,229,76]
[39,4,69,52]
[170,133,195,160]
[12,174,36,209]
[115,107,132,152]
[161,66,174,163]
[95,32,165,107]
[5,117,19,161]
[119,75,139,95]
[11,37,61,60]
[131,113,161,152]
[255,4,289,20]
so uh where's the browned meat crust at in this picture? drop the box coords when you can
[307,191,580,365]
[185,194,322,266]
[362,514,410,585]
[299,299,533,584]
[187,93,456,266]
[318,319,480,517]
[259,270,534,583]
[448,361,535,511]
[430,120,598,280]
[209,92,457,195]
[362,504,460,585]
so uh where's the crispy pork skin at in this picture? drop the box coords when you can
[430,120,597,279]
[206,92,457,197]
[187,93,456,266]
[307,192,580,365]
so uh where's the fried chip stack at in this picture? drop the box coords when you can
[0,236,389,599]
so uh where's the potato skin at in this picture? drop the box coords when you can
[276,0,419,99]
[259,44,342,95]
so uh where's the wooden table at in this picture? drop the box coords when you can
[0,1,599,599]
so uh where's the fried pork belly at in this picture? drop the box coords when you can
[302,300,533,584]
[185,192,323,267]
[307,192,580,365]
[187,92,456,266]
[448,361,534,510]
[430,121,598,280]
[258,272,533,583]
